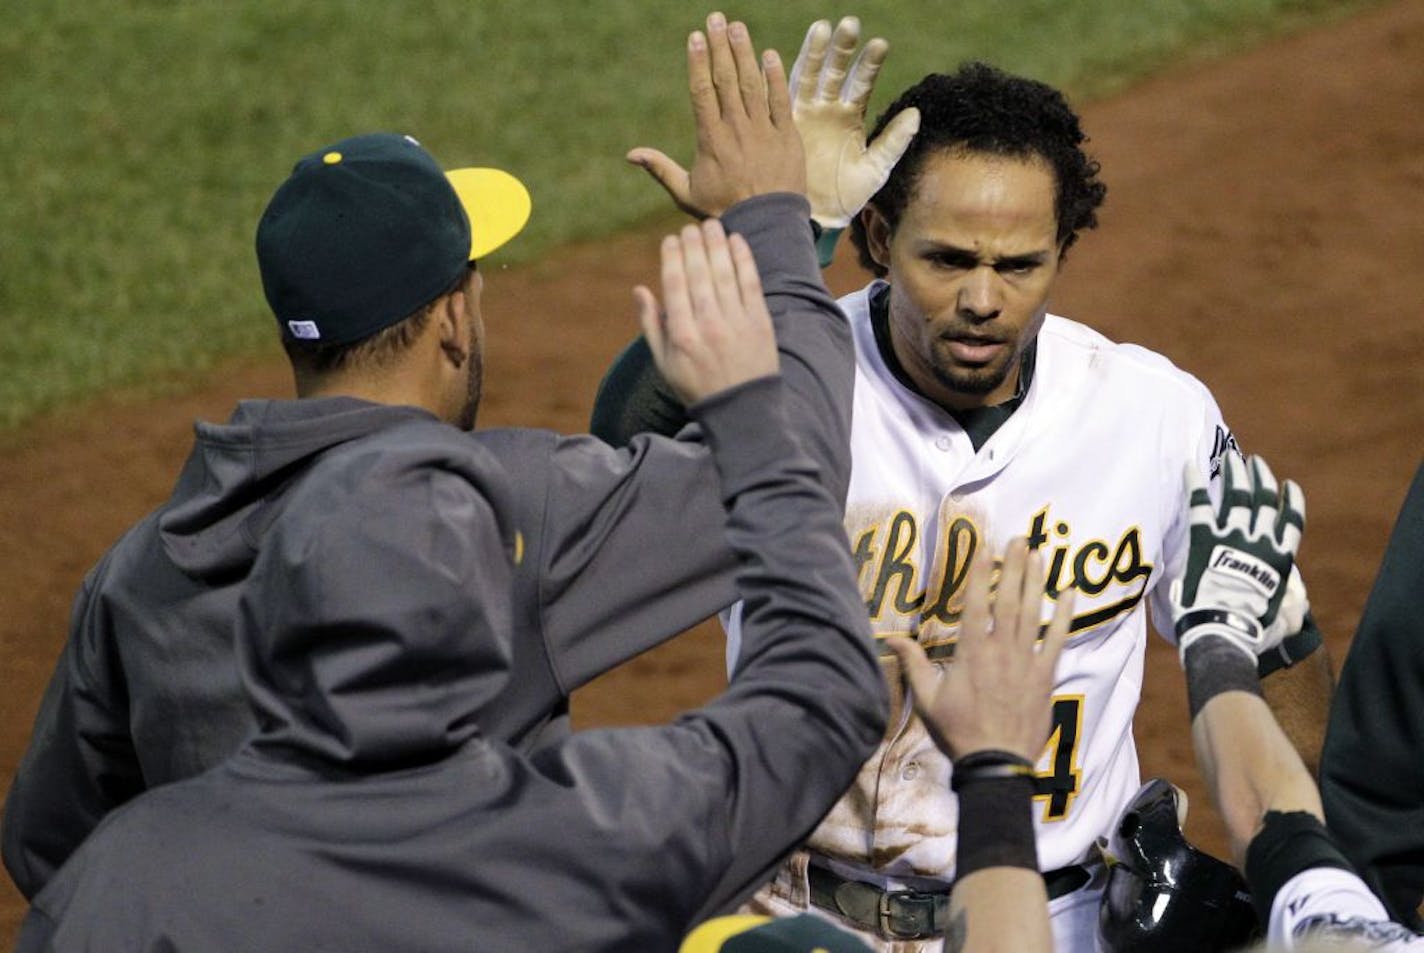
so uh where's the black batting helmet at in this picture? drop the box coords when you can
[1097,778,1259,953]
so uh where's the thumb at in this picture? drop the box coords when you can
[632,285,664,358]
[626,148,701,218]
[886,636,937,711]
[865,106,920,172]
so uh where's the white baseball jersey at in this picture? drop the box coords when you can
[730,279,1237,888]
[1270,867,1424,950]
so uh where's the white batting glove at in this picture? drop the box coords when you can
[790,17,920,228]
[1169,454,1307,665]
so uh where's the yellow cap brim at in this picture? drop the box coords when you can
[679,915,773,953]
[445,167,531,260]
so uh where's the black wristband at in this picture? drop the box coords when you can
[1183,635,1262,719]
[956,774,1038,878]
[1244,810,1355,926]
[951,749,1035,792]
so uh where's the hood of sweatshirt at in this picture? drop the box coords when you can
[158,398,437,580]
[231,416,520,770]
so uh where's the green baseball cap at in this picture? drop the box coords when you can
[680,915,873,953]
[256,132,530,346]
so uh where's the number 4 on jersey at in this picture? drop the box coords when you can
[1034,695,1083,822]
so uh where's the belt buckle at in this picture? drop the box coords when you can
[877,888,941,940]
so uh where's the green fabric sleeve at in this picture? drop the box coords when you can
[588,336,689,446]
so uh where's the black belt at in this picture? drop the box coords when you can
[808,863,1092,940]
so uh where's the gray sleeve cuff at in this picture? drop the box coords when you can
[719,193,820,281]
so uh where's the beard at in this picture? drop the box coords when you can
[927,340,1017,397]
[457,328,484,431]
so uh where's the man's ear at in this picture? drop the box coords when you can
[437,290,469,369]
[862,204,893,272]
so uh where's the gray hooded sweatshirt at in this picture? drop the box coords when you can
[3,193,855,900]
[16,373,887,953]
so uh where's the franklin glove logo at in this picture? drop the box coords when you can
[1208,545,1280,598]
[1171,454,1304,664]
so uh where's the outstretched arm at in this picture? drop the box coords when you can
[523,16,855,706]
[887,541,1074,953]
[1190,671,1322,865]
[545,213,885,939]
[1170,455,1424,949]
[1185,676,1396,953]
[1167,454,1317,861]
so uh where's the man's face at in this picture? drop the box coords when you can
[456,266,485,431]
[867,148,1064,411]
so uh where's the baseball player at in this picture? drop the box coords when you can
[594,19,1333,951]
[16,207,889,951]
[3,13,858,902]
[1166,454,1424,952]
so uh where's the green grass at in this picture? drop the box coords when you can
[0,0,1376,430]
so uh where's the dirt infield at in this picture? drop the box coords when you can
[2,0,1421,940]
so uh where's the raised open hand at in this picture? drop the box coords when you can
[628,12,805,218]
[1171,454,1307,664]
[888,539,1073,762]
[634,218,778,406]
[790,16,919,228]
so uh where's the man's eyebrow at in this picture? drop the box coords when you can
[920,241,1052,266]
[920,241,979,262]
[994,250,1051,267]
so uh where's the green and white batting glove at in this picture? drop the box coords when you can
[1169,454,1307,665]
[1262,561,1310,649]
[789,17,920,229]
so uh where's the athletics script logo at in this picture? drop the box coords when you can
[850,503,1152,651]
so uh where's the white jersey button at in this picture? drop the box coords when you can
[934,435,953,451]
[902,762,921,781]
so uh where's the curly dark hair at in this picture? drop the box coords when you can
[849,61,1107,277]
